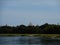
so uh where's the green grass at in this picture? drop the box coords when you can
[0,34,60,38]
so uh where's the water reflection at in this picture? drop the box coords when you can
[19,36,41,44]
[41,37,60,45]
[0,36,60,45]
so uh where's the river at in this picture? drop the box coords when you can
[0,36,60,45]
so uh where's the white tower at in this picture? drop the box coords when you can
[28,22,33,26]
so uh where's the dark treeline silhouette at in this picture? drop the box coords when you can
[0,23,60,34]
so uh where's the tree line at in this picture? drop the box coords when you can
[0,23,60,34]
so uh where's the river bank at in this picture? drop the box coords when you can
[0,34,60,39]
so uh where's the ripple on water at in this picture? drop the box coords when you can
[0,36,60,45]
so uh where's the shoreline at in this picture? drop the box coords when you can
[0,34,60,38]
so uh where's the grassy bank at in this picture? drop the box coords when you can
[0,34,60,38]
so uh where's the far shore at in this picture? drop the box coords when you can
[0,34,60,39]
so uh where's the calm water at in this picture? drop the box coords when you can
[0,36,60,45]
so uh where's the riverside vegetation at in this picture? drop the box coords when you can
[0,23,60,38]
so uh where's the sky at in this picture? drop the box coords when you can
[0,0,60,26]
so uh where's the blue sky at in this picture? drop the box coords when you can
[0,0,60,26]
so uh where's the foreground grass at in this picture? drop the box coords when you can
[0,34,60,38]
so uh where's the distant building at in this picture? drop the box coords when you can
[28,22,33,26]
